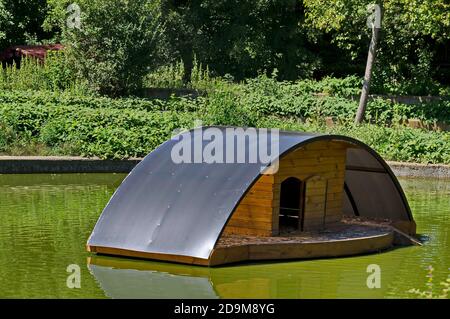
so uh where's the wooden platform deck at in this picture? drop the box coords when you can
[209,220,394,266]
[88,219,395,266]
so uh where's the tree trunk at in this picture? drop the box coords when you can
[355,26,380,124]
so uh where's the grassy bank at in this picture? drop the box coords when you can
[1,87,449,163]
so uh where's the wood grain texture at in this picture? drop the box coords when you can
[210,231,394,266]
[87,245,210,266]
[222,140,347,235]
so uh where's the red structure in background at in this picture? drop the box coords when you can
[0,44,64,68]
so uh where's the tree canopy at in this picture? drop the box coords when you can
[1,0,449,94]
[0,0,52,49]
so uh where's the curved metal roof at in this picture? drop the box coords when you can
[87,126,412,260]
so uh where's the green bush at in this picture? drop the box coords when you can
[62,0,163,96]
[144,61,185,89]
[0,99,198,159]
[0,52,90,94]
[0,120,15,152]
[0,90,201,113]
[292,75,362,97]
[257,116,450,164]
[1,73,449,162]
[199,82,257,127]
[144,57,222,92]
[240,75,450,125]
[1,88,449,163]
[2,74,450,132]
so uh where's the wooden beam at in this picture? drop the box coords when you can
[87,245,210,266]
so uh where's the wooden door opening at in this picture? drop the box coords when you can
[279,177,305,232]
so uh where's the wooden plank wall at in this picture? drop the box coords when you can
[221,141,348,236]
[222,174,276,236]
[275,141,347,231]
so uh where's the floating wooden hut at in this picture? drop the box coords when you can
[87,127,416,266]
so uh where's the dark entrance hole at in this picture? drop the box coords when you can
[279,177,304,232]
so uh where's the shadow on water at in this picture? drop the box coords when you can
[87,249,412,299]
[88,256,218,299]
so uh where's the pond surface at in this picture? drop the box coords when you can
[0,173,448,298]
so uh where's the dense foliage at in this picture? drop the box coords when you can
[0,95,197,158]
[3,73,449,126]
[158,0,322,81]
[1,1,449,164]
[3,0,445,95]
[1,87,449,163]
[238,75,450,125]
[0,52,89,93]
[62,0,163,96]
[304,0,450,94]
[0,0,52,49]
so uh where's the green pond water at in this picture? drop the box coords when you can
[0,173,448,298]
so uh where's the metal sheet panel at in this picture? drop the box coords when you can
[346,148,384,169]
[88,126,412,260]
[344,170,409,220]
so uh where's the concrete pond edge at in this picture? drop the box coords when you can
[0,156,449,179]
